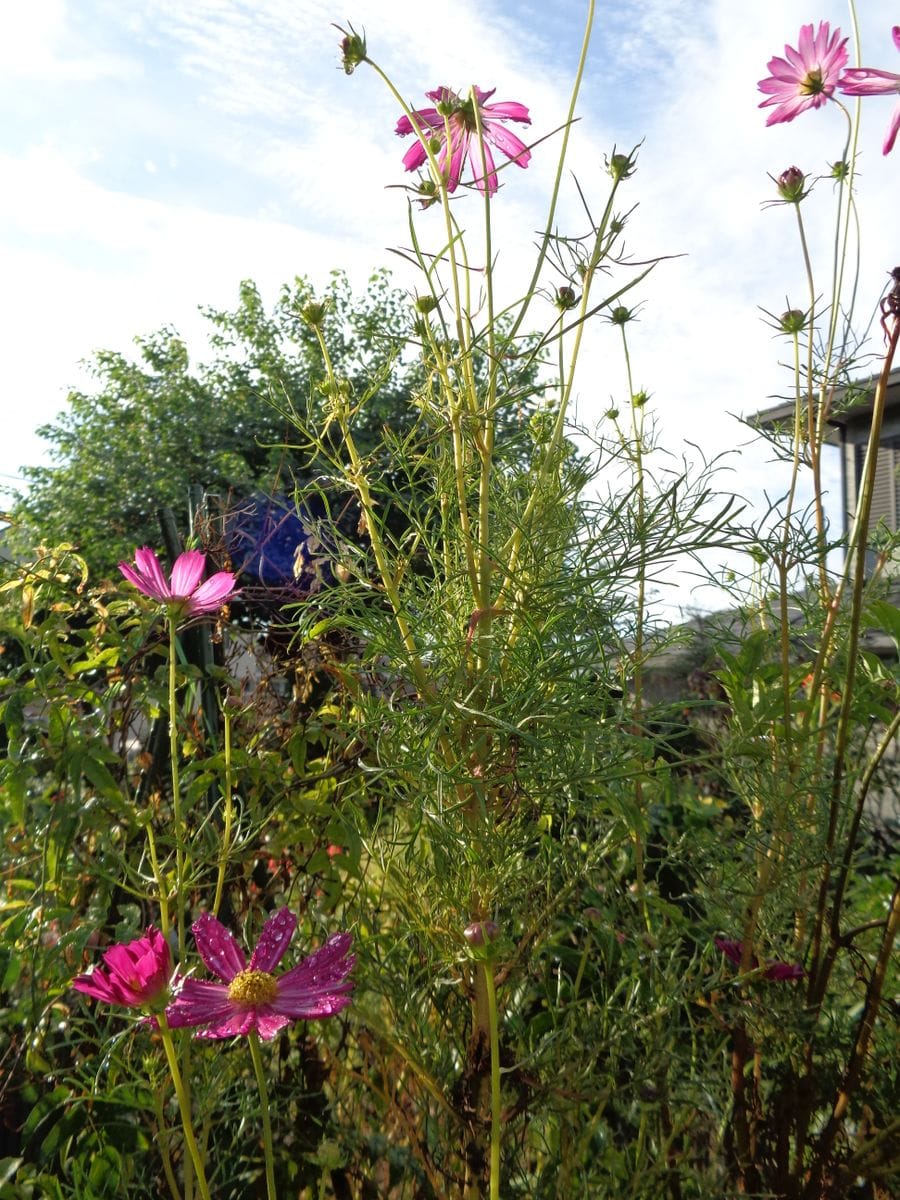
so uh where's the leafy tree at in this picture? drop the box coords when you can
[7,272,430,577]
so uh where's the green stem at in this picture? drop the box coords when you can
[482,961,502,1200]
[212,704,234,918]
[248,1029,278,1200]
[167,617,186,962]
[157,1017,213,1200]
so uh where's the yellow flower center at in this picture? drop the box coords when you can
[227,969,278,1006]
[800,68,824,96]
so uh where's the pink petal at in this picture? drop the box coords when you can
[185,571,238,616]
[192,913,246,981]
[134,547,170,591]
[396,106,441,136]
[483,100,530,124]
[883,101,900,153]
[839,68,900,96]
[196,1006,258,1039]
[402,140,430,172]
[272,988,353,1020]
[444,132,468,192]
[120,548,170,602]
[249,908,297,973]
[470,139,498,195]
[275,933,355,1005]
[169,550,206,598]
[893,26,900,54]
[252,1010,295,1040]
[471,86,497,106]
[425,85,458,104]
[164,979,235,1027]
[764,960,805,982]
[484,124,531,167]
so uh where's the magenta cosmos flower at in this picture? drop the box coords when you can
[396,85,531,196]
[119,547,238,618]
[73,926,172,1008]
[165,909,354,1040]
[758,22,848,125]
[715,937,804,982]
[839,26,900,155]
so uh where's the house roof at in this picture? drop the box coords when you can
[751,365,900,446]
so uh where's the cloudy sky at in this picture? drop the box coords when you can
[1,0,897,608]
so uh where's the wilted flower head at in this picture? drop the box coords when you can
[396,85,531,196]
[165,909,354,1040]
[839,26,900,155]
[73,926,172,1009]
[758,22,848,125]
[119,547,239,619]
[715,937,804,982]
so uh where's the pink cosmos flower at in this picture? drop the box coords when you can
[119,547,239,618]
[715,937,804,982]
[839,26,900,155]
[72,926,172,1008]
[758,22,848,125]
[165,909,354,1040]
[396,85,531,196]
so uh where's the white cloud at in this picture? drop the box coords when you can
[2,0,897,612]
[0,0,135,81]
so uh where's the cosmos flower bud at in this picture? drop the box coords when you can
[776,166,807,202]
[300,299,328,328]
[606,150,636,181]
[414,294,439,314]
[336,24,366,75]
[609,305,634,325]
[463,920,499,947]
[780,308,807,334]
[556,285,578,310]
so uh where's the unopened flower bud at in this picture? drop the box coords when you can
[779,309,806,334]
[414,294,439,314]
[632,390,649,408]
[555,285,578,311]
[607,151,636,181]
[776,166,806,202]
[463,920,499,947]
[300,299,327,328]
[830,159,849,181]
[609,305,633,325]
[336,24,367,74]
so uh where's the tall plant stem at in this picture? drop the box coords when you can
[482,960,503,1200]
[212,704,234,918]
[248,1030,278,1200]
[157,1017,213,1200]
[167,617,186,961]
